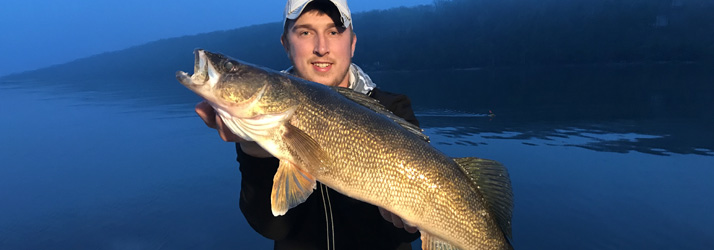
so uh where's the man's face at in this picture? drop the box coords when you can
[282,11,356,87]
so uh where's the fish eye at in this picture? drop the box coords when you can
[224,61,235,71]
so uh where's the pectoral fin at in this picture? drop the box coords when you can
[421,232,460,250]
[283,123,333,169]
[271,160,317,216]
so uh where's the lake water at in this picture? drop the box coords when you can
[1,66,713,249]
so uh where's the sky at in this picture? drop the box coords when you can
[0,0,434,77]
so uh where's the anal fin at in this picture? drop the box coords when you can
[270,160,317,216]
[421,232,461,250]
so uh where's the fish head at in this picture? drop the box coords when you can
[177,49,297,118]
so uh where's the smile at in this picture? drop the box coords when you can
[313,62,331,68]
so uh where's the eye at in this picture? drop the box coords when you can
[224,61,235,71]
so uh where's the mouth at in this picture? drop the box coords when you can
[312,62,333,72]
[176,49,217,87]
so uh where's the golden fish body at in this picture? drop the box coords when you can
[177,49,513,250]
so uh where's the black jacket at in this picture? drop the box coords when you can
[236,88,420,250]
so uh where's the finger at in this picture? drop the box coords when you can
[379,207,418,233]
[390,213,404,229]
[378,207,391,222]
[215,115,234,142]
[403,223,418,234]
[195,101,217,129]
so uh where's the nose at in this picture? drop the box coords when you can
[313,34,329,56]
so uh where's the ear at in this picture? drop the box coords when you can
[350,32,357,58]
[280,34,290,54]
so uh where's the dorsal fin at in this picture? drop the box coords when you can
[332,87,429,142]
[453,157,513,241]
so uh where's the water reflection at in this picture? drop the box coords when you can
[371,63,714,122]
[1,78,198,119]
[0,85,272,249]
[4,65,712,157]
[2,67,713,249]
[424,126,714,249]
[420,115,714,156]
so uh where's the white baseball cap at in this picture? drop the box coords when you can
[283,0,352,28]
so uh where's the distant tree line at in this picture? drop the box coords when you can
[4,0,712,80]
[353,0,714,71]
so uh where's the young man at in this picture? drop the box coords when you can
[195,0,420,249]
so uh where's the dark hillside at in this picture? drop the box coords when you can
[3,0,712,81]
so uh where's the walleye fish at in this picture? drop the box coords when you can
[176,49,514,250]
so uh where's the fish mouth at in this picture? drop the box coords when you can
[176,49,219,88]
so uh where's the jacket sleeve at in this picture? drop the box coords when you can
[236,144,309,240]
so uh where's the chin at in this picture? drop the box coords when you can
[310,76,339,86]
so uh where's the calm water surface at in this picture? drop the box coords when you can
[1,66,712,249]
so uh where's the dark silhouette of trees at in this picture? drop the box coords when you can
[354,0,714,70]
[3,0,712,80]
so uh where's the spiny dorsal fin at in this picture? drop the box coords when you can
[453,157,513,241]
[332,87,429,142]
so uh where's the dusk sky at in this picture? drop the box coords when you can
[0,0,434,77]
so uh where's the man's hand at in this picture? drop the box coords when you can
[378,207,418,234]
[195,101,273,158]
